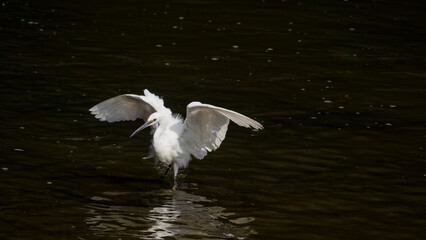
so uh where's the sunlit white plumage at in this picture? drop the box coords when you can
[89,89,263,180]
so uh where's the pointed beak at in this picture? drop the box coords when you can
[130,121,153,138]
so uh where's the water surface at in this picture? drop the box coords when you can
[1,0,425,239]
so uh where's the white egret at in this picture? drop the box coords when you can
[89,89,263,180]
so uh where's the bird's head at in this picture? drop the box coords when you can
[130,112,161,138]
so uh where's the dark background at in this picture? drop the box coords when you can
[1,1,425,239]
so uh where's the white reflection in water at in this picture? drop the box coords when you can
[145,201,180,239]
[85,188,255,239]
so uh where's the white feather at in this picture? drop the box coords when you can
[89,90,170,122]
[89,89,263,180]
[180,102,263,160]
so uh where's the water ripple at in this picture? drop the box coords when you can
[85,189,256,239]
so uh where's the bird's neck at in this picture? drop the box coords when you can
[153,115,183,137]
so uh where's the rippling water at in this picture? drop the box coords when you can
[1,0,425,239]
[85,189,256,239]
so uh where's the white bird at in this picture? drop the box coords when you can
[89,89,263,181]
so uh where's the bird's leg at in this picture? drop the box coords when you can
[164,163,172,175]
[173,163,179,190]
[173,163,179,181]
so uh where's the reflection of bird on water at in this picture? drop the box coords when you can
[90,89,263,181]
[85,189,256,239]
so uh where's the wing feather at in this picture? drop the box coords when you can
[89,89,169,122]
[181,102,263,159]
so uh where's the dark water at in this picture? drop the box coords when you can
[1,0,426,239]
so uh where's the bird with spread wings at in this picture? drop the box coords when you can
[90,89,263,181]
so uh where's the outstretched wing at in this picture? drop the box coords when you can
[181,102,263,159]
[89,89,170,122]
